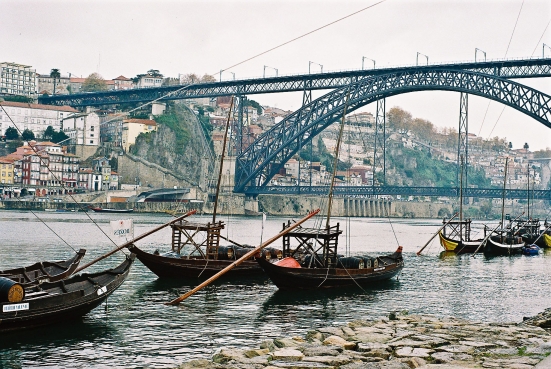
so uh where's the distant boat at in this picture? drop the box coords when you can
[0,254,135,332]
[89,206,134,213]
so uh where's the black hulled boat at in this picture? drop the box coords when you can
[129,218,276,279]
[255,220,404,290]
[0,254,135,332]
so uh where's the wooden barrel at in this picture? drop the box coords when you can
[217,246,234,260]
[337,257,365,269]
[264,247,283,260]
[0,277,25,303]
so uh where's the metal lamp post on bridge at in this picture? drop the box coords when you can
[309,61,323,74]
[416,52,429,66]
[544,44,551,58]
[362,57,376,70]
[475,48,487,62]
[219,70,235,82]
[263,66,278,78]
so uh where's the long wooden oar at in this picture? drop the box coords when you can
[74,209,197,273]
[416,212,458,256]
[166,209,320,306]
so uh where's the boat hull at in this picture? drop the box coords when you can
[129,244,264,278]
[256,250,403,290]
[0,249,86,285]
[0,255,134,332]
[438,232,482,253]
[484,236,525,256]
[89,207,134,213]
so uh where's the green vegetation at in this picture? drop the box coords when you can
[81,73,108,92]
[2,95,33,103]
[148,111,190,156]
[21,129,35,140]
[244,99,263,115]
[4,127,19,140]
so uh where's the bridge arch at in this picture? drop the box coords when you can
[234,69,551,192]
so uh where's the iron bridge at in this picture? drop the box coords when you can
[39,58,551,107]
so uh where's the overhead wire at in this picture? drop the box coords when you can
[483,0,525,140]
[214,0,387,75]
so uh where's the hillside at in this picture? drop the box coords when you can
[130,101,213,187]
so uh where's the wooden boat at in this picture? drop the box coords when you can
[438,219,486,254]
[128,218,272,278]
[89,206,134,213]
[0,249,86,285]
[484,231,525,255]
[255,221,403,290]
[0,254,135,332]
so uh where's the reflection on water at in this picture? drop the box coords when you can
[1,210,550,368]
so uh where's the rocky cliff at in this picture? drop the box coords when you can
[130,101,213,188]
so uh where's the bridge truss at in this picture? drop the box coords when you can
[234,69,551,193]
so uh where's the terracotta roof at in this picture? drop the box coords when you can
[113,75,131,81]
[0,101,78,113]
[123,119,156,126]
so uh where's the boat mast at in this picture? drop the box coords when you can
[501,157,509,230]
[212,97,235,225]
[527,165,530,220]
[325,89,351,229]
[459,155,464,242]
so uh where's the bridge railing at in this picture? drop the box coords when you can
[242,185,551,200]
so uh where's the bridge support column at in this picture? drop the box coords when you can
[244,195,259,214]
[458,92,469,195]
[372,98,386,185]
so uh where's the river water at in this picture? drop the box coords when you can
[1,210,550,368]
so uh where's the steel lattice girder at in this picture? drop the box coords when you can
[243,185,551,200]
[234,69,551,192]
[39,58,551,107]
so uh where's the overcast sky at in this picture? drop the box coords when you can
[2,0,550,150]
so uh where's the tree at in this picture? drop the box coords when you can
[50,68,61,94]
[21,129,35,141]
[201,74,216,83]
[508,141,513,150]
[523,142,529,150]
[81,73,108,92]
[181,73,200,84]
[4,127,19,140]
[43,126,55,140]
[147,69,163,78]
[387,106,412,132]
[51,130,69,144]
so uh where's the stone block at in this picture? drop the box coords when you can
[322,335,356,350]
[244,348,271,358]
[394,346,433,358]
[272,348,305,361]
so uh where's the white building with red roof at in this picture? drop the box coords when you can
[0,101,78,138]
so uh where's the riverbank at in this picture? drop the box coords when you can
[178,311,551,369]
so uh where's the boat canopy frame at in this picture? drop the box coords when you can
[442,219,473,242]
[171,220,225,259]
[281,221,342,268]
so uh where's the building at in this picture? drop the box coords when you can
[121,118,157,152]
[16,141,80,196]
[62,112,100,146]
[135,73,163,88]
[0,62,37,97]
[113,75,133,90]
[0,101,79,138]
[37,74,70,95]
[0,157,15,185]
